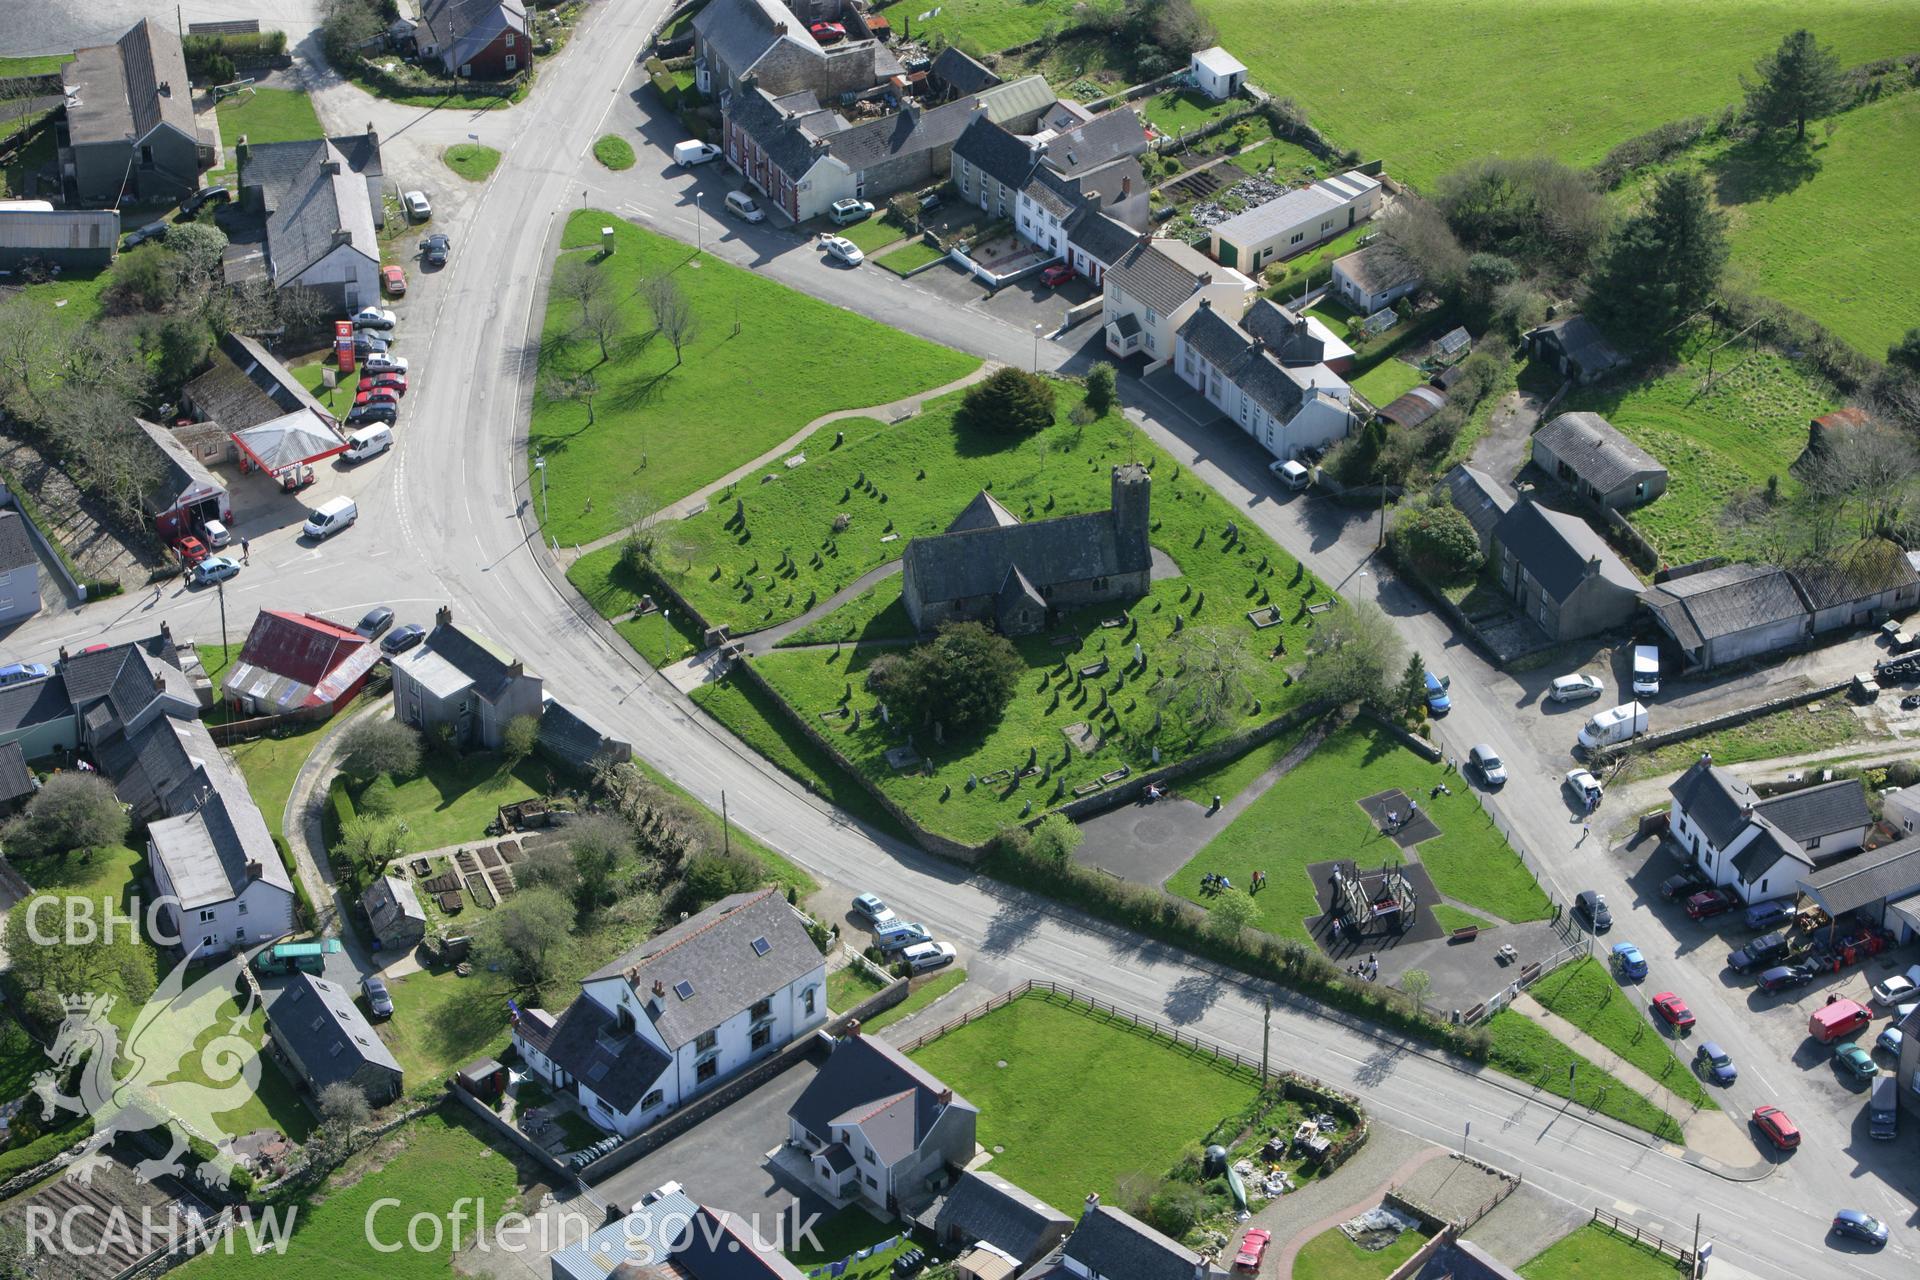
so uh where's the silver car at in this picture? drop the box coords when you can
[1549,673,1605,703]
[1469,744,1507,786]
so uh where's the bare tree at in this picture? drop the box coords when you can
[545,366,601,424]
[579,292,623,364]
[1798,420,1920,541]
[642,274,698,365]
[556,257,608,318]
[0,292,59,415]
[274,284,332,337]
[1150,626,1256,734]
[1375,197,1467,294]
[1301,600,1408,709]
[78,417,170,530]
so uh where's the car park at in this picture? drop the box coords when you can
[382,264,407,295]
[1563,769,1603,807]
[1652,991,1694,1031]
[420,233,452,265]
[1752,1105,1800,1149]
[1610,941,1647,980]
[1468,743,1506,786]
[0,663,51,687]
[403,190,432,220]
[1660,869,1709,900]
[1830,1210,1886,1246]
[382,623,427,655]
[822,235,864,265]
[1234,1228,1270,1271]
[1685,889,1735,920]
[1876,1025,1904,1056]
[1548,673,1604,703]
[1759,964,1816,993]
[352,306,397,330]
[1809,999,1872,1043]
[362,974,394,1018]
[356,607,395,638]
[1423,670,1451,714]
[192,556,241,585]
[829,197,875,225]
[1834,1041,1877,1081]
[1040,263,1076,287]
[900,941,957,973]
[1694,1042,1737,1084]
[1727,931,1795,972]
[1575,889,1611,933]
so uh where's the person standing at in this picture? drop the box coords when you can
[240,536,251,565]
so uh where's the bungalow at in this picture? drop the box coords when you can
[918,1170,1072,1269]
[61,20,203,207]
[1669,756,1872,903]
[264,974,404,1105]
[1102,237,1255,366]
[135,418,230,543]
[390,606,544,751]
[1206,171,1381,276]
[1329,243,1420,316]
[1021,1194,1227,1280]
[1790,540,1920,635]
[239,133,385,312]
[1188,46,1247,100]
[223,610,381,717]
[1529,412,1667,511]
[1640,563,1812,673]
[1490,501,1641,641]
[0,510,40,626]
[416,0,529,78]
[512,888,827,1137]
[362,873,427,952]
[1524,314,1627,385]
[1174,297,1355,463]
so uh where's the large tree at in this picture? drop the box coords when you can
[5,894,155,1028]
[473,885,577,990]
[337,718,423,781]
[1586,169,1727,343]
[1150,626,1255,734]
[1301,600,1407,709]
[2,773,130,861]
[866,621,1022,734]
[1742,28,1845,142]
[955,367,1057,436]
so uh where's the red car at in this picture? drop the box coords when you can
[1652,991,1695,1031]
[1039,263,1075,287]
[354,388,400,408]
[173,535,209,564]
[808,20,845,41]
[1234,1227,1270,1271]
[357,373,408,396]
[381,264,407,296]
[1752,1104,1800,1150]
[1686,889,1735,920]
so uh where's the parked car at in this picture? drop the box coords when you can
[358,373,408,396]
[351,331,389,357]
[382,264,408,295]
[123,220,168,249]
[419,233,452,266]
[362,974,394,1018]
[725,191,765,223]
[808,20,846,41]
[0,663,51,687]
[1877,1025,1904,1056]
[354,387,400,407]
[173,535,210,564]
[1423,670,1451,714]
[851,893,893,924]
[352,306,397,330]
[202,519,231,549]
[638,1181,684,1208]
[1870,965,1920,1005]
[1685,888,1735,920]
[1694,1041,1737,1084]
[1744,898,1795,931]
[403,190,432,221]
[900,940,957,973]
[1575,889,1611,933]
[1234,1228,1271,1271]
[1652,990,1694,1031]
[192,556,241,585]
[363,352,409,375]
[1751,1105,1800,1150]
[1040,263,1076,287]
[1835,1041,1878,1081]
[1468,743,1506,786]
[1758,964,1816,993]
[346,402,398,425]
[381,623,427,655]
[1548,673,1605,703]
[1563,769,1603,807]
[821,234,864,265]
[1271,459,1312,490]
[1727,931,1794,973]
[1830,1210,1887,1247]
[1660,869,1709,900]
[876,922,934,952]
[181,184,230,214]
[356,606,395,638]
[829,197,875,225]
[1610,941,1647,980]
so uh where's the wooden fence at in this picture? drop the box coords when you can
[1591,1207,1697,1271]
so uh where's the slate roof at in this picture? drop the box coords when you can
[363,873,426,937]
[947,491,1020,532]
[0,673,67,738]
[224,610,372,712]
[997,564,1047,621]
[1730,817,1805,882]
[725,87,828,180]
[1533,412,1664,494]
[931,46,999,96]
[247,138,380,285]
[1042,109,1148,176]
[240,133,383,234]
[1333,243,1419,298]
[185,332,337,432]
[63,20,194,148]
[263,974,402,1091]
[1641,563,1810,651]
[527,991,672,1111]
[1022,166,1078,220]
[825,96,981,171]
[1074,156,1144,220]
[418,0,528,71]
[931,1171,1071,1264]
[0,741,32,807]
[538,698,624,772]
[394,619,530,702]
[695,0,822,83]
[0,509,34,575]
[1243,298,1326,366]
[1412,1239,1524,1280]
[1755,778,1873,845]
[1669,758,1757,848]
[789,1031,971,1161]
[1060,1204,1209,1280]
[954,115,1038,189]
[585,888,822,1051]
[1791,539,1920,609]
[1491,501,1639,604]
[1802,835,1920,916]
[1108,238,1215,315]
[136,418,224,511]
[61,641,193,742]
[1445,465,1516,545]
[1528,313,1626,375]
[145,741,292,908]
[1177,304,1309,423]
[1066,208,1138,265]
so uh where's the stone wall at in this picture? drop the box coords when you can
[1589,676,1852,767]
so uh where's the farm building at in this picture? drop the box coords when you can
[1188,47,1248,100]
[1529,412,1667,511]
[1330,244,1420,315]
[920,1171,1073,1269]
[1173,298,1356,464]
[0,202,118,272]
[1790,540,1920,635]
[929,47,999,99]
[1640,563,1812,672]
[61,19,204,207]
[1490,501,1640,641]
[1206,171,1381,276]
[222,610,382,717]
[1524,314,1627,385]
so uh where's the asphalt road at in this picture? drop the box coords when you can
[2,4,1913,1272]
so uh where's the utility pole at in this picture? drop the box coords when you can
[1691,1214,1701,1279]
[721,790,731,856]
[1260,997,1271,1081]
[215,574,229,656]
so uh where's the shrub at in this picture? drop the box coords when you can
[1084,362,1117,416]
[337,718,424,781]
[955,367,1057,436]
[681,850,769,907]
[1027,812,1083,860]
[867,621,1022,734]
[2,772,130,858]
[1145,1181,1208,1237]
[272,833,319,929]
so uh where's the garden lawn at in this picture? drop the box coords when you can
[217,88,323,146]
[593,135,636,170]
[529,212,977,544]
[834,214,912,254]
[1622,699,1860,782]
[776,571,911,646]
[1293,1225,1431,1280]
[443,143,500,181]
[176,1108,522,1279]
[1351,356,1426,408]
[907,992,1259,1213]
[566,543,705,666]
[787,1207,911,1276]
[1485,1010,1682,1142]
[876,0,1079,53]
[861,969,966,1032]
[378,967,516,1086]
[1203,0,1920,187]
[160,987,315,1141]
[0,54,72,76]
[1528,958,1714,1109]
[1560,339,1834,565]
[1169,721,1550,934]
[343,753,544,855]
[878,240,946,276]
[228,699,368,832]
[826,963,886,1014]
[1519,1222,1686,1280]
[1138,87,1238,136]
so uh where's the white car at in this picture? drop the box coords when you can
[830,197,875,225]
[1563,768,1603,806]
[1549,673,1606,703]
[403,190,432,221]
[821,235,864,266]
[1872,967,1920,1005]
[351,306,397,330]
[900,940,957,974]
[362,352,409,375]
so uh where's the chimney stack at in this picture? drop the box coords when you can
[244,859,263,881]
[1081,1193,1100,1220]
[936,1087,952,1104]
[507,659,525,679]
[1584,555,1601,577]
[845,1019,862,1037]
[436,605,453,629]
[1119,175,1132,199]
[154,671,166,694]
[1196,270,1213,288]
[59,646,69,662]
[161,620,173,644]
[652,979,666,997]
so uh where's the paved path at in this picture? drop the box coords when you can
[741,560,904,655]
[1267,1140,1447,1279]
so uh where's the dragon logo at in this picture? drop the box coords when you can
[32,949,263,1189]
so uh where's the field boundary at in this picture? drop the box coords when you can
[1590,1207,1698,1270]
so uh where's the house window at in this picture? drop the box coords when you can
[234,928,247,940]
[1144,307,1158,326]
[751,997,772,1022]
[802,986,818,1016]
[506,32,515,46]
[864,1174,878,1189]
[1290,231,1304,245]
[1806,836,1821,850]
[751,1024,771,1051]
[695,1030,717,1053]
[863,1147,875,1163]
[237,902,248,915]
[1145,332,1156,353]
[696,1058,718,1083]
[642,1089,664,1110]
[1758,879,1767,894]
[199,909,217,923]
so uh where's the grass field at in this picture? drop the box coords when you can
[378,967,516,1085]
[875,0,1079,53]
[1560,339,1835,565]
[1204,0,1920,187]
[1485,1010,1683,1141]
[878,240,947,276]
[1529,958,1714,1110]
[908,992,1259,1212]
[1293,1225,1432,1279]
[1169,721,1550,933]
[0,54,73,75]
[341,753,545,855]
[775,572,911,647]
[1519,1222,1686,1280]
[530,212,977,544]
[1622,698,1861,781]
[218,88,324,146]
[443,143,501,181]
[593,135,636,170]
[1172,720,1316,807]
[176,1108,522,1279]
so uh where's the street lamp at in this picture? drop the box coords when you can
[694,192,703,252]
[533,455,549,532]
[1032,321,1043,373]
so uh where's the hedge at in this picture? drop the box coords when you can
[272,832,319,930]
[325,777,357,850]
[0,1119,87,1184]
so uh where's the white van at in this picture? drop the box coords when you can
[1631,644,1661,697]
[303,496,359,540]
[724,190,765,223]
[672,140,721,166]
[1577,701,1648,751]
[344,424,393,462]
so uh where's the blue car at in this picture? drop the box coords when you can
[0,661,52,687]
[1694,1041,1737,1085]
[1831,1210,1887,1247]
[1424,671,1451,715]
[1610,941,1648,980]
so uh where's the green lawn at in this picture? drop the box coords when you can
[1528,959,1714,1110]
[530,212,978,544]
[227,700,370,833]
[1621,698,1860,781]
[164,988,315,1142]
[1294,1225,1431,1280]
[0,54,73,75]
[1519,1222,1687,1280]
[1,114,56,197]
[566,543,706,666]
[593,134,636,170]
[378,967,516,1086]
[1351,356,1427,408]
[1169,721,1550,935]
[874,0,1079,52]
[1560,339,1834,565]
[1204,0,1920,187]
[343,753,544,855]
[1484,1010,1683,1142]
[834,213,912,254]
[219,87,324,147]
[878,240,947,276]
[443,143,500,181]
[176,1108,522,1279]
[787,1207,912,1275]
[198,642,239,689]
[1173,721,1316,807]
[775,572,912,647]
[862,969,966,1032]
[827,963,887,1014]
[908,992,1260,1213]
[1138,87,1239,136]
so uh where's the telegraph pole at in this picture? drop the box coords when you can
[216,574,229,656]
[721,789,731,856]
[1260,997,1271,1081]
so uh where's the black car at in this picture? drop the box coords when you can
[181,184,230,214]
[381,622,427,655]
[1758,963,1817,993]
[1727,931,1791,973]
[1660,870,1709,900]
[347,402,398,425]
[356,606,395,639]
[420,233,452,266]
[352,332,389,357]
